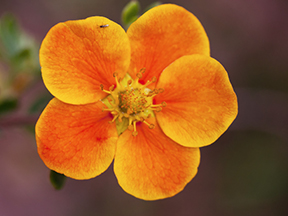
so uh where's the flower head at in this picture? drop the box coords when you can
[36,4,237,200]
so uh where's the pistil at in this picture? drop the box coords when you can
[100,70,166,136]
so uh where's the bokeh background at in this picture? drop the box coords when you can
[0,0,288,215]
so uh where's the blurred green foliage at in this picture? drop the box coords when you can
[122,1,140,29]
[121,0,161,29]
[0,13,41,115]
[0,13,39,72]
[50,170,67,190]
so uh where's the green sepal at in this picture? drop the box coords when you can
[101,73,133,136]
[50,170,67,190]
[121,0,140,29]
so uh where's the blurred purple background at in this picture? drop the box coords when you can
[1,0,288,215]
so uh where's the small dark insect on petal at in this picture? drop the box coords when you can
[100,24,109,28]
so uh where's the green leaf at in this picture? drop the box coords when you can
[50,170,67,190]
[0,13,21,58]
[121,0,140,29]
[0,13,40,73]
[143,1,162,13]
[0,98,18,115]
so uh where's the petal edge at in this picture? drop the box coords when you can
[155,54,238,147]
[114,118,200,200]
[36,98,118,179]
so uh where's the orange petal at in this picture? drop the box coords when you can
[127,4,209,85]
[39,17,130,105]
[35,98,118,180]
[114,118,200,200]
[154,54,238,148]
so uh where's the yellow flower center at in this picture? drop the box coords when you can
[119,89,147,114]
[100,69,166,136]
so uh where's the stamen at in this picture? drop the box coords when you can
[153,89,159,94]
[109,114,119,123]
[143,120,155,129]
[148,107,162,112]
[101,70,167,136]
[113,72,122,88]
[100,84,104,90]
[118,116,123,122]
[109,85,115,91]
[102,107,114,112]
[149,124,155,129]
[132,121,138,136]
[139,68,146,74]
[100,84,112,94]
[151,101,167,108]
[141,76,157,89]
[127,80,132,86]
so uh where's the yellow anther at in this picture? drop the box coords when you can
[100,84,104,90]
[100,84,112,94]
[148,124,155,129]
[151,101,166,108]
[109,85,115,91]
[127,80,132,86]
[101,69,167,136]
[161,101,167,107]
[153,89,159,94]
[155,107,162,112]
[140,68,146,74]
[151,76,157,83]
[128,125,133,131]
[143,120,155,129]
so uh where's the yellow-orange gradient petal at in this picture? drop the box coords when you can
[127,4,209,85]
[155,54,238,148]
[114,118,200,200]
[40,17,130,105]
[36,98,118,180]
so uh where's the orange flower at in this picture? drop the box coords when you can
[36,4,237,200]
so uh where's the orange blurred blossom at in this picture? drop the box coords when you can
[36,4,238,200]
